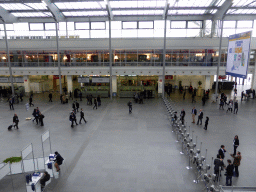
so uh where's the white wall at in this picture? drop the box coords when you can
[2,37,256,50]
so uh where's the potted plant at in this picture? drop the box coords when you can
[3,156,22,164]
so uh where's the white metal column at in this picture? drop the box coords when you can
[109,19,113,99]
[55,21,62,94]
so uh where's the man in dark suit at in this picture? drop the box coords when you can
[197,109,203,125]
[214,154,224,182]
[13,113,19,129]
[191,107,197,123]
[79,108,87,124]
[218,145,226,159]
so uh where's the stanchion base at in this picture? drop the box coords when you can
[186,166,192,170]
[180,152,184,154]
[193,180,199,184]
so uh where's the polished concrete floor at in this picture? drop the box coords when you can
[0,86,256,192]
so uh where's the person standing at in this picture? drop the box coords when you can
[230,151,242,177]
[70,111,78,128]
[180,109,185,125]
[241,91,244,101]
[49,93,53,102]
[75,100,79,112]
[226,100,233,113]
[214,154,224,182]
[183,91,186,100]
[72,101,76,114]
[39,112,44,126]
[191,107,197,123]
[233,135,239,156]
[93,98,97,110]
[204,116,209,130]
[128,101,132,114]
[29,96,34,107]
[225,159,234,186]
[79,108,87,124]
[60,94,63,104]
[234,100,238,114]
[40,171,50,191]
[54,151,64,172]
[20,92,23,102]
[202,96,206,106]
[13,113,19,129]
[218,145,226,159]
[35,108,40,125]
[79,92,82,101]
[253,89,255,99]
[192,93,196,103]
[9,98,14,110]
[97,95,101,106]
[69,91,73,100]
[197,109,203,125]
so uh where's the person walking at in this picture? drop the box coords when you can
[69,111,78,128]
[93,98,97,110]
[49,93,53,102]
[180,109,185,125]
[128,101,132,114]
[39,112,44,126]
[69,91,73,100]
[197,109,203,125]
[225,159,234,186]
[60,94,63,104]
[226,100,233,113]
[76,100,79,112]
[191,107,197,123]
[183,91,186,100]
[230,151,242,177]
[204,116,209,130]
[72,101,76,114]
[234,100,238,114]
[34,108,40,125]
[13,113,19,129]
[233,135,239,156]
[29,96,34,107]
[9,98,14,110]
[79,108,87,124]
[202,96,206,106]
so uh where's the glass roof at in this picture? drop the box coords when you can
[0,0,255,20]
[63,11,108,16]
[54,2,106,10]
[110,1,165,8]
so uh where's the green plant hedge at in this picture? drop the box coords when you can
[3,156,22,164]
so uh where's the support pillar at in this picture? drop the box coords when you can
[205,75,211,90]
[23,75,30,96]
[158,75,163,95]
[162,16,167,97]
[55,21,62,95]
[109,19,113,99]
[112,75,117,96]
[67,75,73,93]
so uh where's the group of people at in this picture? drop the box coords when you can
[69,108,87,128]
[86,94,101,110]
[191,107,209,130]
[134,92,144,104]
[32,107,44,126]
[219,93,239,114]
[214,135,241,186]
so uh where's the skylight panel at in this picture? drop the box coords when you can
[0,3,32,10]
[227,9,256,14]
[232,0,255,7]
[113,10,163,15]
[25,3,48,10]
[110,1,165,8]
[168,10,206,15]
[11,12,51,17]
[63,11,107,16]
[55,2,105,10]
[168,0,212,7]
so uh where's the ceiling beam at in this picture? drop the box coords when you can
[104,0,113,20]
[212,0,233,20]
[162,0,169,19]
[0,5,17,23]
[42,0,65,22]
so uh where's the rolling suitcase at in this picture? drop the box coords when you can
[8,124,13,130]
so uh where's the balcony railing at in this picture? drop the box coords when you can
[1,61,253,68]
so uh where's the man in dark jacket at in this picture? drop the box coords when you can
[72,102,76,114]
[39,112,44,126]
[197,109,203,125]
[13,114,19,129]
[54,151,64,172]
[40,171,50,190]
[70,111,78,128]
[9,98,14,110]
[234,100,238,114]
[225,159,234,186]
[79,108,87,124]
[218,145,226,159]
[128,101,132,114]
[75,100,79,112]
[29,96,34,107]
[180,109,185,125]
[214,154,224,182]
